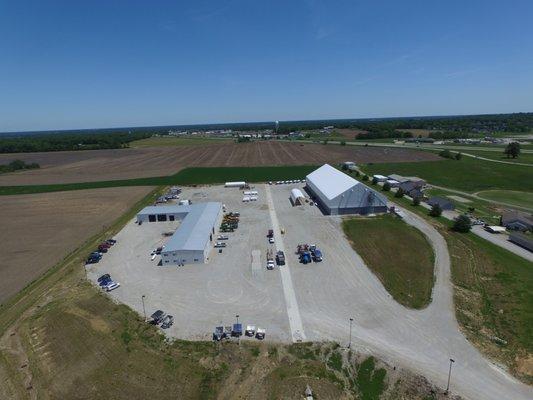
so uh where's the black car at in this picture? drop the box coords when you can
[150,310,166,325]
[97,274,111,283]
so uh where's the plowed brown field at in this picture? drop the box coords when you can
[0,186,154,304]
[0,141,439,185]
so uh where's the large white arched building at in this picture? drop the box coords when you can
[305,164,388,215]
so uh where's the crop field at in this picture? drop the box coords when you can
[0,186,154,304]
[0,141,440,186]
[342,215,434,309]
[130,136,232,147]
[363,157,533,193]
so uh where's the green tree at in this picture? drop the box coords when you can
[362,174,369,181]
[439,149,453,159]
[355,170,361,177]
[504,142,520,158]
[371,176,378,185]
[394,187,405,198]
[452,215,472,233]
[382,182,391,191]
[412,197,421,206]
[429,203,442,217]
[455,152,462,160]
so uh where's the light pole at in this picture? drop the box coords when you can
[141,295,147,322]
[445,358,455,395]
[348,318,354,349]
[236,314,239,325]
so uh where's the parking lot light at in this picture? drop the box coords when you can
[141,295,147,322]
[348,317,354,349]
[445,358,455,395]
[236,314,239,325]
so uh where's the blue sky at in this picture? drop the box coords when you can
[1,0,533,132]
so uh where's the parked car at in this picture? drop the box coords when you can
[150,310,167,325]
[161,315,174,329]
[214,242,227,248]
[213,326,225,341]
[104,281,120,292]
[245,325,256,336]
[255,328,266,340]
[105,239,117,245]
[97,274,111,284]
[99,276,112,287]
[276,251,285,266]
[268,237,275,244]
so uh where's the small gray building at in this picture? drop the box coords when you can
[501,211,533,232]
[427,196,455,211]
[509,232,533,252]
[306,164,388,215]
[137,202,223,265]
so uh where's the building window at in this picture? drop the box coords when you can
[194,258,199,262]
[148,215,156,222]
[169,215,175,221]
[157,214,167,222]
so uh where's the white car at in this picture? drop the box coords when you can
[268,237,275,244]
[105,281,120,292]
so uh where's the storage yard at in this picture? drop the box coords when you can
[84,167,533,400]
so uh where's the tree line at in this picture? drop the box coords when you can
[0,159,40,174]
[0,132,151,153]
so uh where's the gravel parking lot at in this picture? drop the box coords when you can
[87,185,294,342]
[86,182,533,400]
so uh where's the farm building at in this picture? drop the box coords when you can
[137,202,223,265]
[305,164,388,215]
[509,232,533,252]
[427,197,455,211]
[501,211,533,232]
[290,188,305,205]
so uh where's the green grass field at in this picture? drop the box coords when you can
[130,136,231,147]
[0,165,318,196]
[378,188,533,380]
[342,214,435,309]
[464,150,533,164]
[476,190,533,210]
[363,157,533,193]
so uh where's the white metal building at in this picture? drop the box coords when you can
[290,188,305,205]
[305,164,388,215]
[137,202,223,265]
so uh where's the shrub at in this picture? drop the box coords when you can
[439,149,453,159]
[429,204,442,217]
[355,170,361,177]
[455,152,462,160]
[452,215,472,233]
[340,141,346,146]
[412,197,421,206]
[382,182,391,191]
[394,188,405,198]
[362,174,369,181]
[371,176,378,185]
[504,142,520,158]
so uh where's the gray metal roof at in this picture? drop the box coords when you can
[139,202,222,252]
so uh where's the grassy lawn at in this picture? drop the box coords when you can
[375,188,533,381]
[476,190,533,210]
[342,214,435,309]
[362,156,533,193]
[444,230,533,383]
[464,150,533,164]
[0,165,318,196]
[130,136,231,147]
[425,187,502,225]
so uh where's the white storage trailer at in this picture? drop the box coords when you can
[225,181,246,188]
